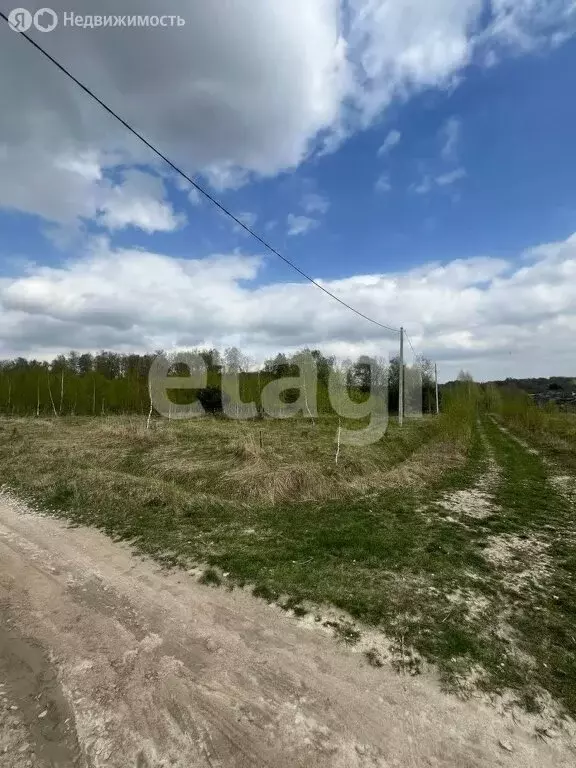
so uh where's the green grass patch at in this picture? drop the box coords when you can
[490,387,576,472]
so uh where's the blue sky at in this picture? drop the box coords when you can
[1,1,576,379]
[6,28,573,281]
[186,35,576,282]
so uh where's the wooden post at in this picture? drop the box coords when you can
[399,327,404,427]
[303,370,315,426]
[47,374,58,417]
[435,364,440,415]
[146,383,153,429]
[59,369,64,415]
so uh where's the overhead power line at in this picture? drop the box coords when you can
[404,330,418,358]
[1,13,401,335]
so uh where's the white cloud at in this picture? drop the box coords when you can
[97,170,185,233]
[375,174,392,193]
[0,142,183,234]
[54,153,103,183]
[411,167,466,193]
[236,212,258,229]
[346,0,482,124]
[0,0,574,231]
[2,231,576,381]
[0,145,105,225]
[378,129,402,156]
[412,176,434,195]
[0,0,349,207]
[202,164,252,192]
[188,187,202,205]
[436,167,467,186]
[287,214,319,237]
[409,118,464,195]
[301,193,330,215]
[440,116,462,160]
[346,1,575,126]
[174,176,202,205]
[231,211,258,237]
[485,0,576,52]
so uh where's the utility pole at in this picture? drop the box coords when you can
[399,327,404,427]
[435,363,440,415]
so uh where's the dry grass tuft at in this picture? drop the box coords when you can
[382,440,466,491]
[222,460,331,504]
[0,412,454,505]
[230,436,262,461]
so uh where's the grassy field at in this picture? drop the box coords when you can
[1,412,452,505]
[0,389,575,721]
[490,385,576,472]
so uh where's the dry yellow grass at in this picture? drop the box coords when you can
[1,413,453,505]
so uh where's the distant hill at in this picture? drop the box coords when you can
[440,377,576,408]
[488,377,576,395]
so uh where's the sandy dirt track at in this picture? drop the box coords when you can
[0,496,574,767]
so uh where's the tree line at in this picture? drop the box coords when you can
[0,348,437,417]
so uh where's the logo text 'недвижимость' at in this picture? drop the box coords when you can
[7,8,186,32]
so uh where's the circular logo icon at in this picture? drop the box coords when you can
[33,7,58,32]
[8,7,32,31]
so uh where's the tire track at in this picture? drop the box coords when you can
[432,420,501,522]
[489,416,576,512]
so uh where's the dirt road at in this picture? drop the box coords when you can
[0,495,574,768]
